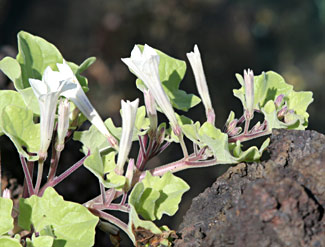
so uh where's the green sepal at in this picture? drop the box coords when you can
[0,105,40,161]
[0,198,14,236]
[84,148,126,189]
[129,171,190,221]
[18,187,99,247]
[136,45,200,111]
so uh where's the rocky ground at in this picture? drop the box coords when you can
[174,129,325,247]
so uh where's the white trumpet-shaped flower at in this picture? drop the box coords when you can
[116,99,139,174]
[144,89,158,136]
[29,67,68,160]
[187,45,215,124]
[56,61,118,149]
[121,45,179,133]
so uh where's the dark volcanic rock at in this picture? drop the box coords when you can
[175,129,325,247]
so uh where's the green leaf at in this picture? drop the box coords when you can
[19,187,99,247]
[0,198,14,236]
[134,106,150,135]
[129,171,190,221]
[0,237,21,247]
[136,45,200,111]
[1,105,40,161]
[84,148,126,189]
[0,90,27,136]
[73,118,120,155]
[77,57,96,74]
[26,235,54,247]
[0,57,23,89]
[128,205,162,244]
[16,31,64,89]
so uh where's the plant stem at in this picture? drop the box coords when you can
[228,130,271,143]
[34,161,44,195]
[99,182,106,205]
[39,151,90,196]
[20,155,35,196]
[90,203,130,213]
[47,144,61,182]
[89,208,134,242]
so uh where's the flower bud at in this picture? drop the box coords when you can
[56,98,70,152]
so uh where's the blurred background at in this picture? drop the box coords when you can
[0,0,324,246]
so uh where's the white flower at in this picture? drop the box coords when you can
[121,45,179,133]
[56,61,118,148]
[56,98,70,151]
[29,67,68,159]
[186,45,214,123]
[244,69,254,118]
[116,99,139,174]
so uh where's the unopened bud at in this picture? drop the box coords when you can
[244,69,255,118]
[277,106,288,120]
[274,94,284,108]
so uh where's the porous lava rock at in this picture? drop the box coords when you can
[175,129,325,247]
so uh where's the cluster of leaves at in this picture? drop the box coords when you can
[0,31,313,246]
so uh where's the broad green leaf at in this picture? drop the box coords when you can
[16,31,64,89]
[129,171,190,221]
[136,45,200,111]
[0,237,21,247]
[128,205,162,244]
[0,57,23,89]
[198,122,236,163]
[1,105,40,161]
[18,87,40,115]
[84,148,126,189]
[0,90,27,136]
[0,198,13,236]
[19,187,99,247]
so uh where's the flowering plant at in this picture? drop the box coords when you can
[0,31,313,246]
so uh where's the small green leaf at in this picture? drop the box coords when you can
[136,45,200,111]
[129,171,190,221]
[1,105,40,161]
[84,148,126,189]
[134,106,150,135]
[0,237,21,247]
[0,198,14,236]
[19,187,99,247]
[77,57,96,74]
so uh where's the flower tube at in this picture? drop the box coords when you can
[115,99,139,174]
[186,45,215,124]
